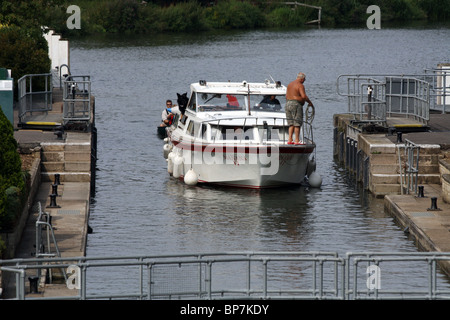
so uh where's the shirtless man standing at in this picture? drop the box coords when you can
[285,72,314,144]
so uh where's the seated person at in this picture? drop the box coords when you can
[226,94,240,108]
[258,95,281,110]
[160,100,179,127]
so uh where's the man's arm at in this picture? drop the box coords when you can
[299,84,313,106]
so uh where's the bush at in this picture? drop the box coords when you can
[0,108,25,232]
[266,6,313,28]
[0,25,51,100]
[159,2,208,32]
[205,0,266,29]
[3,187,21,231]
[104,0,140,33]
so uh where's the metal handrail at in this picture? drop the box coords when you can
[2,251,450,300]
[337,75,430,124]
[185,114,314,146]
[337,69,450,115]
[17,73,53,122]
[34,202,66,283]
[397,139,420,195]
[62,75,91,123]
[345,252,450,300]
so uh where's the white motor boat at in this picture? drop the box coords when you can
[163,79,318,188]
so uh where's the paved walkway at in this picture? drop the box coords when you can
[2,110,92,298]
[11,181,90,299]
[385,184,450,274]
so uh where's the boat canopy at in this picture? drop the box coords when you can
[190,80,286,96]
[188,80,287,114]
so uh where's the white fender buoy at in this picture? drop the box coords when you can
[173,154,184,178]
[184,168,198,185]
[167,151,175,175]
[308,171,322,188]
[306,157,317,177]
[163,143,171,159]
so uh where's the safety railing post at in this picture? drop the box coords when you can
[147,263,153,300]
[262,259,268,299]
[206,261,212,299]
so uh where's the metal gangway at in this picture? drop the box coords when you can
[17,69,92,128]
[62,75,92,124]
[2,251,450,300]
[17,73,53,125]
[336,67,450,125]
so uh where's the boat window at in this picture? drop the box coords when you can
[221,126,254,140]
[210,125,220,141]
[186,120,204,138]
[188,93,196,111]
[252,94,285,112]
[172,113,180,127]
[197,93,245,112]
[186,120,194,136]
[197,93,286,112]
[201,124,207,139]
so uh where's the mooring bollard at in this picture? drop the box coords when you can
[396,131,403,143]
[54,173,61,185]
[28,276,39,294]
[54,125,64,140]
[428,197,440,211]
[51,183,59,197]
[417,185,425,198]
[47,194,61,208]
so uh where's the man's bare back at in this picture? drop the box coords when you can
[286,74,313,107]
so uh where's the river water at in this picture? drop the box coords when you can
[69,25,450,296]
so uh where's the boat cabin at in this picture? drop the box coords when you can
[172,80,294,144]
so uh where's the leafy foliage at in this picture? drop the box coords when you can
[0,25,51,100]
[13,0,447,37]
[0,108,25,232]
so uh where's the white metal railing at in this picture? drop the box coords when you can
[385,77,430,122]
[337,74,430,124]
[63,75,91,124]
[346,252,450,300]
[397,139,420,195]
[181,114,314,146]
[337,69,450,119]
[17,73,53,123]
[2,251,450,300]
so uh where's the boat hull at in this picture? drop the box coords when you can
[169,142,314,188]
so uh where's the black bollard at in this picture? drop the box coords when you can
[29,276,39,293]
[54,173,61,185]
[428,197,440,211]
[396,131,403,143]
[54,125,64,140]
[417,185,425,198]
[51,183,59,197]
[54,130,63,140]
[47,194,61,208]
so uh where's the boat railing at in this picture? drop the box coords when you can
[191,115,314,146]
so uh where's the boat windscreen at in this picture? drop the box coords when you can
[197,93,286,112]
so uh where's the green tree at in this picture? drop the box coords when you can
[0,25,51,99]
[0,108,24,231]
